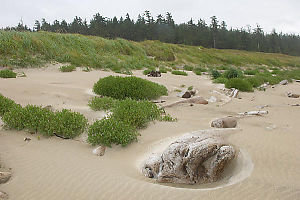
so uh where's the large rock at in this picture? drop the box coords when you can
[0,172,11,184]
[211,117,237,128]
[0,191,8,200]
[142,134,236,184]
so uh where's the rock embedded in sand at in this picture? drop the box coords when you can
[287,93,300,98]
[147,71,161,77]
[181,91,191,98]
[0,191,9,200]
[92,146,106,156]
[142,134,236,184]
[279,80,288,85]
[211,117,237,128]
[0,172,11,184]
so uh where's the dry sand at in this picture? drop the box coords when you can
[0,65,300,200]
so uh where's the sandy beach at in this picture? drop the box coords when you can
[1,65,300,200]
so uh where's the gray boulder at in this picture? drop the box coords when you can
[211,117,237,128]
[142,134,236,184]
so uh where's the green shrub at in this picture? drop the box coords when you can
[59,65,76,72]
[2,105,26,130]
[213,77,228,84]
[187,86,193,90]
[244,69,259,75]
[88,97,117,111]
[22,105,55,135]
[159,67,168,73]
[143,69,152,75]
[88,117,138,147]
[0,69,17,78]
[52,109,88,139]
[112,99,161,129]
[211,69,221,79]
[225,78,253,92]
[0,94,18,117]
[171,70,188,76]
[93,76,168,100]
[246,76,265,88]
[193,67,207,75]
[223,68,243,79]
[183,65,194,71]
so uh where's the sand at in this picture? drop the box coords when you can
[0,65,300,200]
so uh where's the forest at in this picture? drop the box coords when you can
[3,11,300,57]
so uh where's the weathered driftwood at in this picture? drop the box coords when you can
[238,110,268,116]
[162,96,208,108]
[142,134,236,184]
[151,100,166,103]
[229,89,239,98]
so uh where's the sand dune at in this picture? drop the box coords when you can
[0,66,300,200]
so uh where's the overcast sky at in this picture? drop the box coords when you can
[1,0,299,34]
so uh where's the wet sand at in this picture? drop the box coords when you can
[0,65,300,200]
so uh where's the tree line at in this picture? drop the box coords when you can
[3,11,300,57]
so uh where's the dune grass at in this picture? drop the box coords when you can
[1,31,300,75]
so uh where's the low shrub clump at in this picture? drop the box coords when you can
[244,69,259,75]
[87,97,176,147]
[88,117,138,147]
[0,69,17,78]
[111,99,161,129]
[1,95,88,139]
[22,105,55,135]
[2,104,26,130]
[93,76,168,100]
[59,65,76,72]
[223,68,243,79]
[171,70,188,76]
[211,69,221,79]
[0,94,18,117]
[213,77,227,84]
[225,78,253,92]
[52,109,88,139]
[183,65,194,71]
[88,97,117,111]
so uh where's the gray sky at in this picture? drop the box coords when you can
[1,0,299,34]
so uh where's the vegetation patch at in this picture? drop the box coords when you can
[0,69,17,78]
[88,97,117,111]
[183,65,194,71]
[59,65,76,72]
[0,94,88,139]
[111,99,162,129]
[88,117,138,147]
[211,69,221,79]
[0,94,18,117]
[225,78,253,92]
[223,68,243,79]
[93,76,168,100]
[171,70,188,76]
